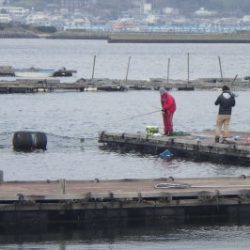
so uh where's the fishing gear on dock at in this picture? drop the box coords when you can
[154,182,250,189]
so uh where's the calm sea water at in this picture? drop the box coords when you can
[0,39,250,249]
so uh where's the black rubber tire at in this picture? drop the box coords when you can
[32,132,47,150]
[13,131,33,151]
[13,131,47,151]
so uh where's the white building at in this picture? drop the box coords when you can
[64,17,91,30]
[0,13,12,23]
[162,7,179,16]
[195,7,216,17]
[144,14,159,24]
[144,3,152,14]
[0,6,29,17]
[26,13,51,26]
[242,15,250,23]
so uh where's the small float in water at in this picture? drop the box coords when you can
[52,67,77,77]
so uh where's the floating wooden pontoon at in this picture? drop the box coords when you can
[1,176,250,225]
[0,76,250,94]
[98,130,250,165]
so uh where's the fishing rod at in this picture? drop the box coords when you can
[116,109,162,122]
[231,74,238,85]
[231,74,238,96]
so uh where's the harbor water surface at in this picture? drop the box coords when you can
[0,39,250,249]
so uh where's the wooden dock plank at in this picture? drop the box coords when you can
[0,177,250,201]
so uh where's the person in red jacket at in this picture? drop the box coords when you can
[159,87,176,135]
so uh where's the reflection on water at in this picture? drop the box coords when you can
[1,219,250,250]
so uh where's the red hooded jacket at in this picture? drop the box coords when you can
[161,92,176,113]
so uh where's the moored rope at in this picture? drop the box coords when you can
[154,182,250,189]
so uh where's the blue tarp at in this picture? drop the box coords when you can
[160,149,174,159]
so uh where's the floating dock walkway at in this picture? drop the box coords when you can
[0,76,250,94]
[1,176,250,225]
[98,130,250,165]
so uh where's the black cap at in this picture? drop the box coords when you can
[222,85,230,91]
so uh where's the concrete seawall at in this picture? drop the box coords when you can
[1,30,250,43]
[108,31,250,43]
[48,30,250,43]
[48,30,109,40]
[0,30,39,39]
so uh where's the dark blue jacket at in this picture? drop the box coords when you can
[215,91,235,115]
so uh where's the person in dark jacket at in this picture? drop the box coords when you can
[214,85,235,143]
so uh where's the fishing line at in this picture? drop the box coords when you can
[114,109,162,123]
[47,132,85,141]
[46,132,100,143]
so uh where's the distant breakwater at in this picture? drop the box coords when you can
[50,31,250,43]
[107,31,250,43]
[2,30,250,43]
[0,30,39,39]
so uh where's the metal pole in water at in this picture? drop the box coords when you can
[167,58,170,84]
[91,55,96,80]
[187,52,190,84]
[218,56,224,83]
[60,179,66,194]
[231,74,238,92]
[0,170,3,183]
[125,56,131,82]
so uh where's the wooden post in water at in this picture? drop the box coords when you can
[125,56,131,82]
[91,55,96,80]
[60,179,66,194]
[218,56,224,83]
[187,53,190,84]
[167,58,170,84]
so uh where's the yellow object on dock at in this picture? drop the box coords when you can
[146,126,159,136]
